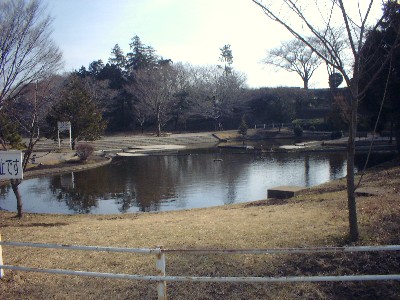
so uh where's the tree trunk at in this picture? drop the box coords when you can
[346,92,359,242]
[157,122,161,137]
[303,78,309,89]
[11,179,23,218]
[389,119,393,144]
[395,117,400,154]
[156,111,161,137]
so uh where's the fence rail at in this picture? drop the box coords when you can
[254,123,293,129]
[1,239,399,300]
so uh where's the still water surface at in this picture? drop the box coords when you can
[0,150,393,214]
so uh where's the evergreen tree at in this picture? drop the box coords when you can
[0,111,22,148]
[361,1,400,154]
[88,60,105,78]
[238,117,248,144]
[127,35,158,72]
[109,44,127,71]
[219,44,233,75]
[46,75,106,148]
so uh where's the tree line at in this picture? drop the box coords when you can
[70,39,247,136]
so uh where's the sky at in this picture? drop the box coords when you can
[43,0,383,89]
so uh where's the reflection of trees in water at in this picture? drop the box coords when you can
[46,154,264,213]
[0,184,11,209]
[50,173,98,213]
[50,171,110,213]
[45,151,384,214]
[304,153,310,187]
[0,184,11,197]
[113,190,136,213]
[130,156,178,210]
[113,155,248,210]
[329,153,347,180]
[47,157,181,213]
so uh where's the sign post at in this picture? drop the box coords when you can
[57,121,72,149]
[0,151,23,180]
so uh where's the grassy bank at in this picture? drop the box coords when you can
[0,159,399,299]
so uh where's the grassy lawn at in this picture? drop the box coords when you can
[0,159,399,299]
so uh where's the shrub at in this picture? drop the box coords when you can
[238,117,248,139]
[292,118,328,131]
[330,130,343,140]
[76,143,94,161]
[294,124,303,137]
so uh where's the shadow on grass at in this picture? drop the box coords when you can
[1,221,69,228]
[243,198,289,208]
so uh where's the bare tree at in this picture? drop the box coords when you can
[188,65,246,130]
[252,0,400,242]
[0,0,63,107]
[133,99,152,134]
[263,38,322,89]
[2,77,62,217]
[130,64,179,136]
[0,0,63,218]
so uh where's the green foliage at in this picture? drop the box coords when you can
[293,124,303,137]
[108,44,127,71]
[360,1,400,153]
[292,118,327,131]
[46,75,106,148]
[0,112,23,148]
[219,44,233,75]
[325,104,348,131]
[330,130,344,140]
[76,143,94,161]
[127,35,159,71]
[249,87,299,125]
[238,117,248,138]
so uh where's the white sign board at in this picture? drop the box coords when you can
[57,121,72,149]
[0,151,23,179]
[57,121,71,132]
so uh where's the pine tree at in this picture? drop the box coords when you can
[46,76,106,148]
[109,44,127,71]
[238,117,248,144]
[127,35,158,71]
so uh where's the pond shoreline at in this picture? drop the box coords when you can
[2,130,396,185]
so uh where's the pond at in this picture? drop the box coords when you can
[0,149,394,214]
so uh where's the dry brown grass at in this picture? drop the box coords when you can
[0,159,399,299]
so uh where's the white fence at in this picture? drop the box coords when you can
[0,238,399,300]
[254,123,293,129]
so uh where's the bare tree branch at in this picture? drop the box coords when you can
[262,38,321,88]
[0,0,63,107]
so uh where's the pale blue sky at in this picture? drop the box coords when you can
[44,0,382,89]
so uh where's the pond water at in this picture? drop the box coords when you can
[0,149,394,214]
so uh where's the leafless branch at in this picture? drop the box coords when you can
[0,0,63,107]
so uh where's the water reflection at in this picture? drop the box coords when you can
[0,151,394,214]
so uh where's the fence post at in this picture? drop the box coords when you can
[0,233,4,278]
[156,246,167,300]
